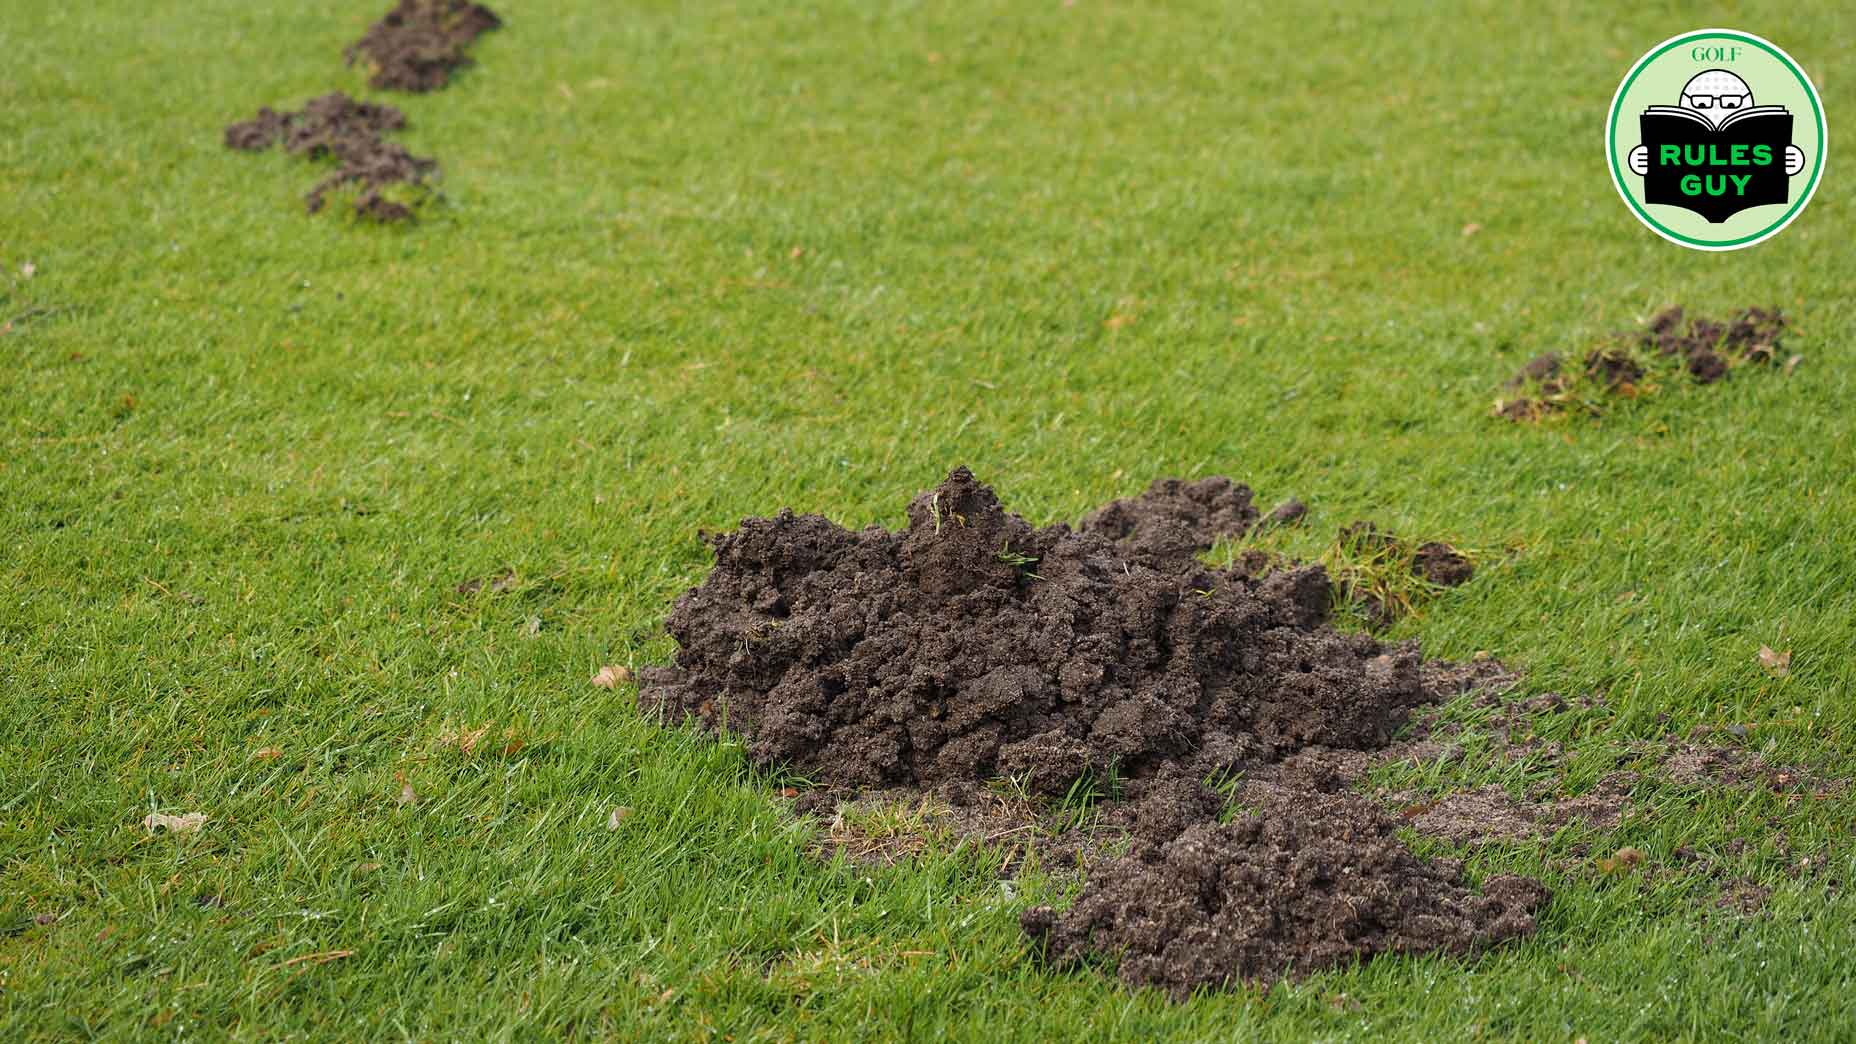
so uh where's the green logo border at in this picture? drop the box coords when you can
[1606,29,1827,251]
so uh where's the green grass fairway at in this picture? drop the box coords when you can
[4,2,1854,1039]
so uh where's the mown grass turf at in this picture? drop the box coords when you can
[4,1,1854,1039]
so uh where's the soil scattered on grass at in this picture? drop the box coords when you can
[1496,306,1790,421]
[1020,785,1549,998]
[1658,736,1846,798]
[641,468,1540,993]
[1390,776,1634,846]
[1366,681,1849,842]
[224,93,434,222]
[346,0,502,93]
[1712,879,1771,916]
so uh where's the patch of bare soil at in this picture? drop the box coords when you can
[224,93,434,222]
[641,468,1540,993]
[1495,306,1792,421]
[1019,784,1548,999]
[346,0,502,93]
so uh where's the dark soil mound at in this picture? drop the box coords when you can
[1021,784,1548,998]
[225,93,434,222]
[1260,497,1308,529]
[1641,306,1786,373]
[1077,476,1258,560]
[224,93,406,151]
[346,0,502,93]
[1413,541,1474,586]
[1497,306,1789,421]
[641,468,1544,993]
[642,469,1430,795]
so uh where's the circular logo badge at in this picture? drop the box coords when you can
[1607,29,1826,250]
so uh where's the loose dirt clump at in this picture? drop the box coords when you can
[641,467,1542,993]
[1020,785,1548,998]
[1641,306,1787,372]
[224,93,434,222]
[1260,498,1308,529]
[346,0,502,93]
[1413,541,1475,586]
[1495,306,1791,421]
[1077,476,1259,560]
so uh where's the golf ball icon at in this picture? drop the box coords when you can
[1627,69,1806,176]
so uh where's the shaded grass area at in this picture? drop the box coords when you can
[3,0,1855,1038]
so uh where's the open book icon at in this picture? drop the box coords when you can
[1642,105,1788,131]
[1639,106,1792,223]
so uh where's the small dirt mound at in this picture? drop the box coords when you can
[1260,497,1308,529]
[225,93,434,222]
[1021,784,1548,998]
[1642,306,1786,370]
[1078,476,1258,559]
[345,0,502,93]
[1496,306,1790,421]
[641,468,1543,993]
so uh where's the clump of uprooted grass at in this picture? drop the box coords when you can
[1324,521,1477,629]
[1217,518,1480,630]
[1494,306,1793,422]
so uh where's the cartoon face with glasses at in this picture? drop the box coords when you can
[1629,69,1806,176]
[1675,69,1759,122]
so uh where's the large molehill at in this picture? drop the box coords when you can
[641,468,1546,994]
